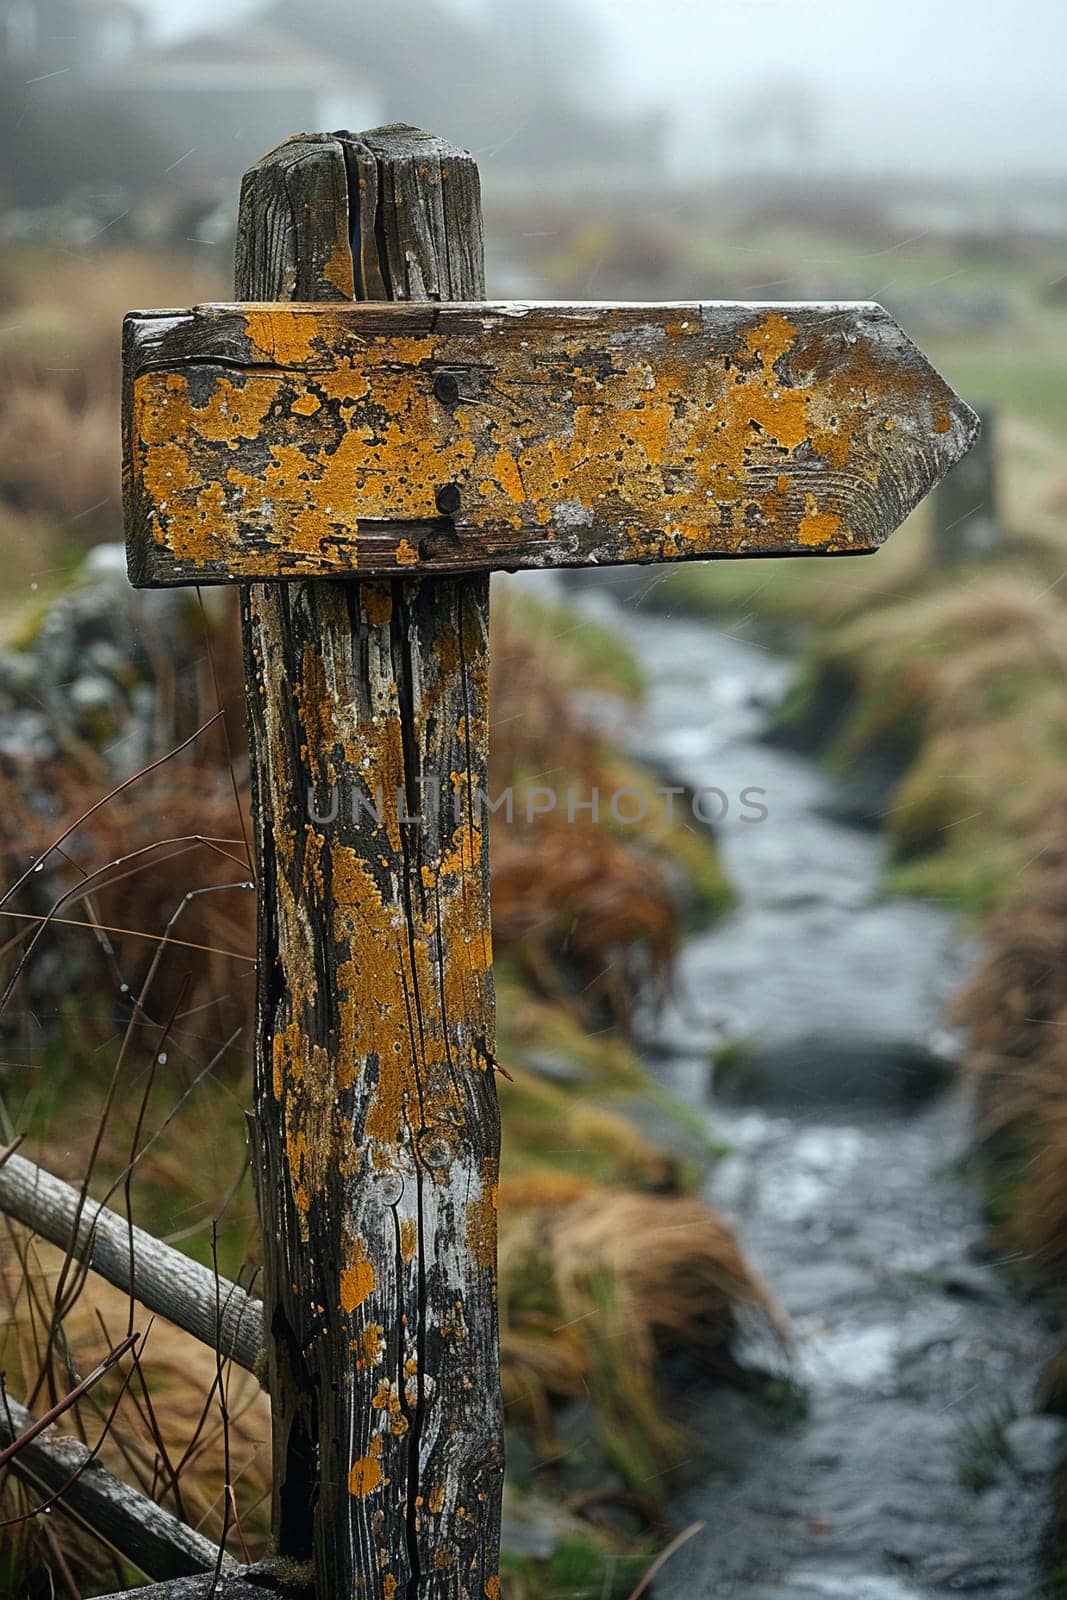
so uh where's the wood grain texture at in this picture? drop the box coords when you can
[0,1150,263,1371]
[0,1391,234,1582]
[124,299,979,585]
[238,130,502,1598]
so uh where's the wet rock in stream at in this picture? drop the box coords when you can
[716,1033,956,1112]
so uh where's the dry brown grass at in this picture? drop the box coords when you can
[488,599,680,1022]
[500,1188,783,1484]
[778,571,1067,911]
[491,825,676,1024]
[499,1066,677,1195]
[0,377,117,534]
[0,247,222,556]
[0,1236,271,1591]
[816,572,1067,1273]
[953,831,1067,1270]
[0,588,254,1094]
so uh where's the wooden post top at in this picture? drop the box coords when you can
[123,296,979,586]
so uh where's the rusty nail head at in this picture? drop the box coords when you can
[434,371,461,406]
[436,482,462,516]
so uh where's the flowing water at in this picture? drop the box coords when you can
[591,592,1061,1600]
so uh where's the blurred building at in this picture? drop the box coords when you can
[3,0,664,202]
[111,23,383,182]
[1,0,144,68]
[254,0,664,189]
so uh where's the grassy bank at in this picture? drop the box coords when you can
[0,245,222,627]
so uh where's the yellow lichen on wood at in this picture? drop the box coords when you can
[440,820,483,880]
[138,370,274,447]
[348,1435,384,1499]
[323,234,356,299]
[128,300,977,580]
[242,308,327,366]
[465,1170,498,1271]
[340,1253,376,1313]
[488,447,525,504]
[331,845,411,1123]
[361,582,394,628]
[352,1324,386,1371]
[798,494,842,547]
[372,1378,411,1437]
[290,392,322,416]
[270,1022,337,1222]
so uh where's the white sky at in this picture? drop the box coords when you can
[134,0,1067,177]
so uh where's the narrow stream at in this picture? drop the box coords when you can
[596,595,1061,1599]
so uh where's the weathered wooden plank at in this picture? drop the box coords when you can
[124,298,978,585]
[0,1391,234,1582]
[0,1150,263,1371]
[97,1575,296,1600]
[239,129,502,1598]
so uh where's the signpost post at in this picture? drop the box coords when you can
[122,124,978,1600]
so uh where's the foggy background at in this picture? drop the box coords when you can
[3,0,1065,250]
[135,0,1067,180]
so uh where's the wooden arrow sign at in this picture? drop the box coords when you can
[124,299,978,586]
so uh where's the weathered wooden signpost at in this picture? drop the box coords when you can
[122,125,978,1598]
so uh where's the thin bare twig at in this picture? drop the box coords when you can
[623,1520,706,1600]
[0,1332,138,1471]
[0,908,253,964]
[0,711,224,912]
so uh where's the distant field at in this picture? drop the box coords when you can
[498,205,1067,441]
[927,315,1067,438]
[687,225,1067,437]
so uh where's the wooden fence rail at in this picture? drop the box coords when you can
[0,1390,233,1584]
[0,1148,262,1371]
